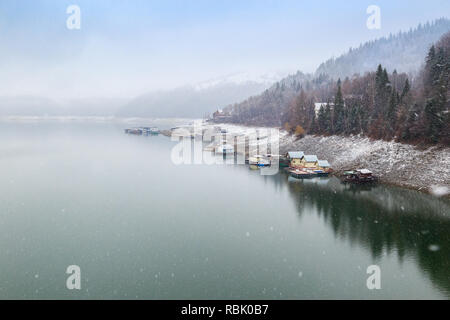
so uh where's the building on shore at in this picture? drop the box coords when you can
[212,109,232,122]
[302,155,319,168]
[317,160,331,171]
[285,151,305,167]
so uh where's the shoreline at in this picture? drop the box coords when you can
[166,121,450,198]
[277,133,450,198]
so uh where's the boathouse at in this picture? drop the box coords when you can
[302,155,319,168]
[317,160,331,170]
[285,151,304,167]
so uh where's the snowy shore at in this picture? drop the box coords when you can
[278,133,449,196]
[198,122,449,197]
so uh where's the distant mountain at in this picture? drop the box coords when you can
[222,71,314,126]
[315,18,450,79]
[0,73,283,118]
[116,72,284,118]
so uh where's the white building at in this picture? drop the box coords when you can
[314,103,334,116]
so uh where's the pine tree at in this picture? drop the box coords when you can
[370,64,391,138]
[386,88,398,139]
[425,72,446,142]
[333,79,345,133]
[373,64,385,119]
[400,79,410,102]
[317,105,326,132]
[324,102,332,134]
[346,100,360,135]
[422,43,448,143]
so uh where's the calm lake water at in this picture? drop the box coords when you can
[0,119,449,299]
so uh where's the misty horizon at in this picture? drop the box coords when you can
[1,0,449,102]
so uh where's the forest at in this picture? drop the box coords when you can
[283,31,449,146]
[225,30,449,146]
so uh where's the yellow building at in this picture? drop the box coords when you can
[302,155,319,168]
[317,160,331,171]
[285,151,304,168]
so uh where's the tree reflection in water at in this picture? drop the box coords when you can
[273,174,449,296]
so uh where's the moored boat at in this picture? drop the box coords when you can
[289,168,317,179]
[341,169,377,183]
[216,144,234,155]
[125,127,143,135]
[139,126,159,135]
[248,155,270,167]
[313,169,330,177]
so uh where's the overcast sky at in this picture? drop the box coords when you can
[0,0,448,99]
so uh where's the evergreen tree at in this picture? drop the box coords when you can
[422,43,448,143]
[373,64,385,119]
[346,100,360,135]
[386,88,398,139]
[324,102,333,134]
[333,79,345,133]
[317,105,326,132]
[400,78,410,102]
[402,103,421,140]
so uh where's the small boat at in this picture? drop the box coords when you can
[203,143,218,152]
[264,154,283,166]
[248,155,270,167]
[140,127,150,135]
[139,127,159,135]
[341,169,377,183]
[313,169,330,177]
[289,168,317,179]
[125,128,143,135]
[216,144,234,155]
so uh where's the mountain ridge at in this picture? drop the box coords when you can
[315,18,450,79]
[223,18,450,126]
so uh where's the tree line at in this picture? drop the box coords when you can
[283,31,449,146]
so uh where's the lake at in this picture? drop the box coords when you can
[0,119,448,299]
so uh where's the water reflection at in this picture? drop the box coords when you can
[1,120,449,299]
[281,175,450,296]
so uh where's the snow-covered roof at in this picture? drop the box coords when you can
[304,155,318,162]
[287,151,304,159]
[317,160,330,167]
